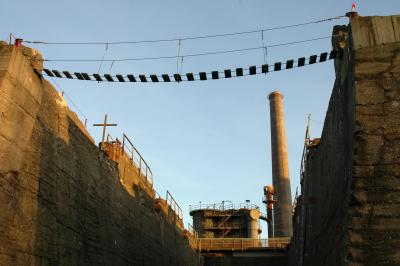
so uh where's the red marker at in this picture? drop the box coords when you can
[352,2,356,11]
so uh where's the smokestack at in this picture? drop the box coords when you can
[268,91,292,237]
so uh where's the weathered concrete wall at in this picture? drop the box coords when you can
[348,15,400,265]
[0,43,201,265]
[290,15,400,266]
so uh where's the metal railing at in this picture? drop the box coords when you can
[121,133,153,187]
[155,190,162,200]
[198,237,290,252]
[190,202,260,212]
[300,114,311,182]
[106,133,115,143]
[166,190,183,221]
[188,223,199,239]
[203,221,242,229]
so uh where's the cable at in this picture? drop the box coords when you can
[49,76,88,120]
[40,35,333,62]
[24,15,345,46]
[97,43,109,74]
[310,118,324,124]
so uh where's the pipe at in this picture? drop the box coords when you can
[247,209,260,240]
[264,185,275,238]
[268,91,293,237]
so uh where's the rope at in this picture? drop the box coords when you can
[261,30,267,65]
[179,56,184,76]
[24,15,345,45]
[40,35,334,62]
[49,76,88,120]
[97,43,109,74]
[176,39,181,74]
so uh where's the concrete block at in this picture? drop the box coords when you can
[355,79,386,105]
[352,16,400,49]
[355,61,391,76]
[353,165,375,178]
[354,134,385,164]
[372,16,398,45]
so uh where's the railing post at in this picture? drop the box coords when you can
[138,158,142,176]
[122,134,125,153]
[241,239,243,251]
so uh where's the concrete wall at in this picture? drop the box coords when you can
[0,43,202,266]
[290,15,400,266]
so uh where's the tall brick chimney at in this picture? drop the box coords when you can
[268,91,292,238]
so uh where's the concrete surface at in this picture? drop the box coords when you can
[0,42,201,266]
[290,15,400,266]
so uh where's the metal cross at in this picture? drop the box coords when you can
[93,114,117,149]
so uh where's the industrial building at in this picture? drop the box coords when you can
[190,202,262,239]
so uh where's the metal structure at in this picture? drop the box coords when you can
[93,114,117,149]
[121,133,153,187]
[41,50,342,83]
[198,237,290,252]
[190,202,261,239]
[263,185,275,238]
[166,190,183,221]
[268,91,293,238]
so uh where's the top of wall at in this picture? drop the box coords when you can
[351,15,400,50]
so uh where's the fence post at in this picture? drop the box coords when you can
[138,158,142,176]
[122,134,125,153]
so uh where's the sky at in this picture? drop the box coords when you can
[1,0,399,237]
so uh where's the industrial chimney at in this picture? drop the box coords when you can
[268,91,292,238]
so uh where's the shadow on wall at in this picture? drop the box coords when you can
[31,80,200,265]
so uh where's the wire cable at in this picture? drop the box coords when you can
[49,76,88,120]
[24,15,345,46]
[40,35,333,62]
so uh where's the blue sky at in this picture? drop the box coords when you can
[1,0,399,236]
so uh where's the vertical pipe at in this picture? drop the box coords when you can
[247,209,260,240]
[264,185,275,238]
[268,91,292,237]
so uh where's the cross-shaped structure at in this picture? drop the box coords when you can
[93,114,117,149]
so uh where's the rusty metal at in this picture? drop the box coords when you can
[345,11,358,19]
[306,138,321,148]
[103,134,124,161]
[263,185,275,238]
[189,202,259,212]
[14,38,23,47]
[198,237,290,252]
